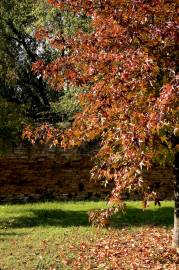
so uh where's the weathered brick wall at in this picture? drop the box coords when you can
[0,144,175,202]
[0,144,111,203]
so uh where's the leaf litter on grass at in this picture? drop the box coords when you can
[59,227,179,270]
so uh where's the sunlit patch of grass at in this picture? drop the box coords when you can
[0,201,174,269]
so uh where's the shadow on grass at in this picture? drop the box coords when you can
[0,231,26,236]
[0,231,27,240]
[0,209,89,229]
[0,206,174,229]
[111,206,173,228]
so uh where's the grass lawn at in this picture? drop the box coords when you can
[0,201,177,270]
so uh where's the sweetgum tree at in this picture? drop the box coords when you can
[28,0,178,246]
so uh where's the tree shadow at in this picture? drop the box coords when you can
[0,231,27,240]
[0,206,174,229]
[111,206,173,228]
[0,209,89,229]
[0,232,26,236]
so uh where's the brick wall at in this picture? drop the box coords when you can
[0,144,175,202]
[0,144,111,203]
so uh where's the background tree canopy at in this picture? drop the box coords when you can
[0,0,85,148]
[0,0,57,117]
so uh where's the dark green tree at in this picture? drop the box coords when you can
[0,0,60,119]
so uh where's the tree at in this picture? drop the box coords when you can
[29,0,178,245]
[0,0,86,124]
[0,0,61,119]
[0,0,87,151]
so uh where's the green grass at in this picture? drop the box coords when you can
[0,201,174,270]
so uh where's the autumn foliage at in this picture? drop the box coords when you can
[25,0,178,219]
[60,227,179,269]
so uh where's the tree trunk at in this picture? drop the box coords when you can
[173,137,179,248]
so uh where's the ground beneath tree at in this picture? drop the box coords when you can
[60,227,179,270]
